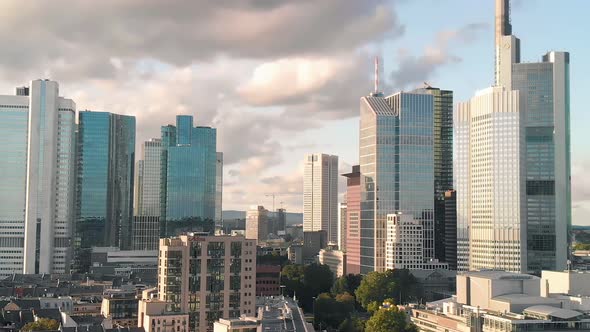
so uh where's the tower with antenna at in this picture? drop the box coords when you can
[371,55,384,97]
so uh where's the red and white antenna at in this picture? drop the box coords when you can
[374,56,379,94]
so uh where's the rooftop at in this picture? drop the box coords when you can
[461,270,538,280]
[524,305,584,320]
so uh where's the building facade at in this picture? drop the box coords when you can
[158,235,257,332]
[0,80,76,276]
[216,152,223,225]
[319,248,346,277]
[359,91,435,273]
[443,190,457,270]
[303,153,338,243]
[245,206,269,244]
[456,0,571,274]
[76,111,136,250]
[338,202,347,251]
[343,165,361,275]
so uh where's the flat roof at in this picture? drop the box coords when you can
[524,305,583,320]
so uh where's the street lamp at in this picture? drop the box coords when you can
[312,296,316,329]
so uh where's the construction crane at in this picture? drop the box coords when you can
[265,192,300,212]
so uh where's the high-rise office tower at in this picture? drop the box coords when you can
[133,138,162,250]
[338,201,347,251]
[303,153,338,244]
[216,152,223,225]
[359,90,435,273]
[343,165,361,274]
[245,205,269,244]
[161,115,217,235]
[0,80,76,276]
[443,190,457,271]
[76,111,136,250]
[456,86,524,272]
[456,0,571,273]
[158,235,256,332]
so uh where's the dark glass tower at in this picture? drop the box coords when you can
[161,115,217,236]
[76,111,136,251]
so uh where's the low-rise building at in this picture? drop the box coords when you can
[318,248,346,277]
[101,289,139,328]
[213,317,258,332]
[256,265,281,296]
[138,288,189,332]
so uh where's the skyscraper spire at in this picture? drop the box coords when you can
[495,0,512,47]
[374,56,379,94]
[494,0,519,88]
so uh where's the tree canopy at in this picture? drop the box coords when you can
[21,318,60,332]
[365,305,418,332]
[355,269,417,310]
[281,263,334,311]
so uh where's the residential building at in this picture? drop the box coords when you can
[255,265,281,296]
[359,89,435,273]
[385,214,448,270]
[456,0,571,273]
[338,202,347,251]
[303,153,338,243]
[319,248,346,277]
[443,190,457,270]
[100,289,139,328]
[138,288,189,332]
[245,206,269,244]
[0,79,76,276]
[158,234,257,332]
[76,111,136,250]
[343,165,361,275]
[161,115,218,235]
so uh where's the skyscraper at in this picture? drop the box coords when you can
[0,80,76,276]
[245,205,269,244]
[359,90,435,273]
[216,152,223,224]
[343,165,361,275]
[76,111,136,250]
[161,115,217,235]
[338,201,347,251]
[133,138,162,250]
[303,153,338,244]
[456,0,571,273]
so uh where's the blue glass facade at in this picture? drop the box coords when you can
[162,116,217,228]
[359,92,434,273]
[76,111,136,250]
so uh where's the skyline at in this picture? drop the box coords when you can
[0,1,588,224]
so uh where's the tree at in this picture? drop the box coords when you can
[21,318,60,331]
[332,274,362,295]
[574,243,590,250]
[314,292,356,330]
[355,270,417,310]
[281,263,334,312]
[365,306,417,332]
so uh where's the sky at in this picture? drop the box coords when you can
[0,0,588,224]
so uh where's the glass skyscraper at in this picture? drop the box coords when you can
[76,111,136,250]
[161,115,217,235]
[0,80,76,276]
[359,90,435,273]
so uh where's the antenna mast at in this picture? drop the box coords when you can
[374,56,379,94]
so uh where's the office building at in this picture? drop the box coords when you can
[343,165,361,274]
[456,0,571,273]
[161,116,217,234]
[410,270,590,332]
[443,190,457,270]
[385,214,448,270]
[76,111,136,250]
[338,202,347,251]
[359,89,435,273]
[0,80,76,276]
[158,234,257,332]
[303,153,338,243]
[456,86,524,273]
[303,230,327,264]
[319,248,346,277]
[216,152,223,224]
[135,139,162,217]
[256,265,281,296]
[245,206,269,244]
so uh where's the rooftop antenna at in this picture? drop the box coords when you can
[374,56,379,94]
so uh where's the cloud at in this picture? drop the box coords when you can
[390,23,488,89]
[0,0,402,81]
